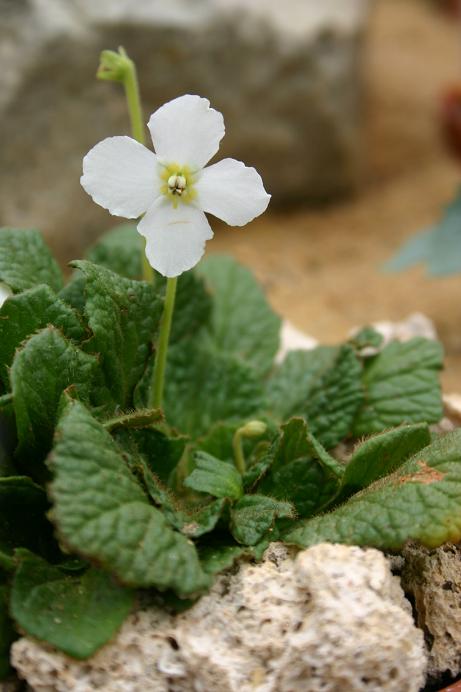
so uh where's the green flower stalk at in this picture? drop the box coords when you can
[233,420,268,474]
[85,50,270,410]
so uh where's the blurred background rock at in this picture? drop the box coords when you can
[1,0,461,389]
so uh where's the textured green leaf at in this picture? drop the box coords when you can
[386,190,461,276]
[11,327,97,470]
[103,408,163,432]
[11,551,133,659]
[284,430,461,550]
[0,411,16,478]
[0,228,63,293]
[199,544,246,576]
[353,338,443,436]
[86,224,143,280]
[230,495,295,546]
[198,255,281,377]
[343,423,431,492]
[184,452,243,500]
[0,585,15,679]
[169,270,212,344]
[114,427,186,485]
[0,285,85,387]
[49,401,210,596]
[141,465,226,538]
[304,345,363,449]
[0,477,52,570]
[266,346,338,420]
[258,419,342,517]
[267,345,363,449]
[73,261,162,409]
[164,339,264,436]
[59,272,86,314]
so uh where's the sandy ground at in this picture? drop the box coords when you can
[209,0,461,391]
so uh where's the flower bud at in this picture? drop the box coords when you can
[239,420,268,438]
[97,48,131,83]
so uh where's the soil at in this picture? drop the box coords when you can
[209,0,461,392]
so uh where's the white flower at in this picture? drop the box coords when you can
[81,95,271,277]
[0,282,12,309]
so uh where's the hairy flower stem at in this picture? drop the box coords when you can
[150,276,177,409]
[119,47,146,147]
[232,421,268,475]
[105,47,153,284]
[232,428,246,475]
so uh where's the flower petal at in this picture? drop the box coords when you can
[195,158,271,226]
[137,199,213,278]
[81,136,160,218]
[148,95,225,170]
[0,282,12,309]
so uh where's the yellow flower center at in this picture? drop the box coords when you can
[160,163,197,208]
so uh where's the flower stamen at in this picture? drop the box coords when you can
[168,174,187,196]
[160,163,197,207]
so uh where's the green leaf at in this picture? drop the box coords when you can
[266,346,338,420]
[267,346,363,449]
[11,551,133,659]
[103,408,163,432]
[384,226,434,273]
[164,339,264,436]
[0,229,63,293]
[11,327,98,470]
[385,190,461,276]
[199,544,246,576]
[86,224,143,280]
[0,585,15,679]
[113,430,224,537]
[114,427,186,485]
[303,345,363,449]
[59,272,86,314]
[0,477,52,570]
[342,423,431,492]
[258,419,342,517]
[73,261,162,409]
[198,255,281,377]
[49,401,210,596]
[169,270,212,344]
[284,429,461,550]
[184,452,243,500]
[353,338,443,436]
[0,285,85,387]
[230,495,296,546]
[141,465,226,538]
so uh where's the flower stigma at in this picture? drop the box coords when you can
[160,163,197,208]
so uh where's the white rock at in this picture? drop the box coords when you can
[0,0,370,259]
[12,543,426,692]
[368,312,438,345]
[277,320,318,361]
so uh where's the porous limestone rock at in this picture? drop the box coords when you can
[401,542,461,685]
[0,0,370,260]
[11,542,426,692]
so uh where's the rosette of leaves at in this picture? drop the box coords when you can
[0,224,458,675]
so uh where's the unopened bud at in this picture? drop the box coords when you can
[97,48,131,83]
[239,420,268,438]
